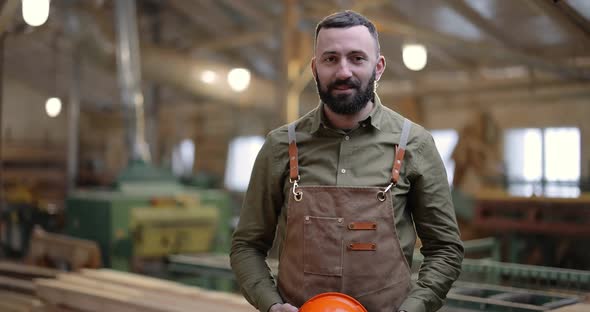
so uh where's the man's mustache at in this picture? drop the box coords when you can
[328,78,361,90]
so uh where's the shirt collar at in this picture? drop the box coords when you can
[310,93,384,134]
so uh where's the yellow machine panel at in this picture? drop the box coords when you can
[130,205,219,257]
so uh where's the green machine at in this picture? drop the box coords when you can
[65,161,233,271]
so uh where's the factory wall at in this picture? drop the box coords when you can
[2,77,588,187]
[421,97,590,178]
[2,79,67,144]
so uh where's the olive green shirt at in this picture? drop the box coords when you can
[230,96,464,312]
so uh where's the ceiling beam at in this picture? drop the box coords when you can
[551,0,590,37]
[426,44,470,69]
[167,0,276,77]
[384,4,471,70]
[379,74,590,110]
[219,0,273,28]
[167,0,223,36]
[185,0,235,31]
[190,31,271,52]
[368,14,590,80]
[444,0,518,48]
[424,81,590,107]
[523,0,590,45]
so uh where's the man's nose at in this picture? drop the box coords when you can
[335,60,353,80]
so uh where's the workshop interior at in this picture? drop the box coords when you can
[0,0,589,311]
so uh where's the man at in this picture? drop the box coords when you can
[231,10,463,312]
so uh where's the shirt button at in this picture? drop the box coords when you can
[341,169,346,174]
[344,136,350,141]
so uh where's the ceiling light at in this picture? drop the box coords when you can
[227,68,251,92]
[200,70,217,84]
[45,97,62,118]
[402,43,428,71]
[22,0,50,27]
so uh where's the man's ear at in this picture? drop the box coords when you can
[311,57,317,79]
[375,55,386,81]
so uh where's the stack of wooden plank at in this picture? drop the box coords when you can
[0,261,58,312]
[1,142,67,203]
[0,261,257,312]
[37,269,257,312]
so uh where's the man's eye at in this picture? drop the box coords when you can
[324,56,336,63]
[354,56,365,62]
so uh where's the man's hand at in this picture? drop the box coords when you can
[269,303,298,312]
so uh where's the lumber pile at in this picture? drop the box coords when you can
[0,290,44,312]
[0,261,58,311]
[0,261,257,312]
[1,142,67,203]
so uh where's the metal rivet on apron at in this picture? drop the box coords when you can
[371,244,376,250]
[294,191,303,201]
[305,216,310,221]
[377,191,386,202]
[338,218,343,223]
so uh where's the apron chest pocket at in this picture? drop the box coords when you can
[303,216,344,276]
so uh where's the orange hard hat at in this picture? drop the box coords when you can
[299,292,367,312]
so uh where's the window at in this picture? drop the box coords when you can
[504,127,580,197]
[431,129,459,185]
[171,139,195,178]
[224,136,265,192]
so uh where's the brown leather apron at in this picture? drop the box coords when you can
[277,119,413,312]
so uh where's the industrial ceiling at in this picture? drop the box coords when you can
[2,0,590,118]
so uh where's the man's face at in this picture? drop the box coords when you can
[312,25,385,115]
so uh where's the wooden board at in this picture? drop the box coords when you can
[0,276,36,294]
[42,304,85,312]
[0,261,59,279]
[80,268,254,307]
[0,301,30,312]
[34,269,257,312]
[0,290,44,312]
[59,273,254,312]
[36,278,169,312]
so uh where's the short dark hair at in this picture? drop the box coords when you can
[314,10,380,54]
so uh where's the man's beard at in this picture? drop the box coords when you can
[315,69,376,115]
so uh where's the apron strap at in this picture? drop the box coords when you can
[391,118,412,185]
[288,122,299,182]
